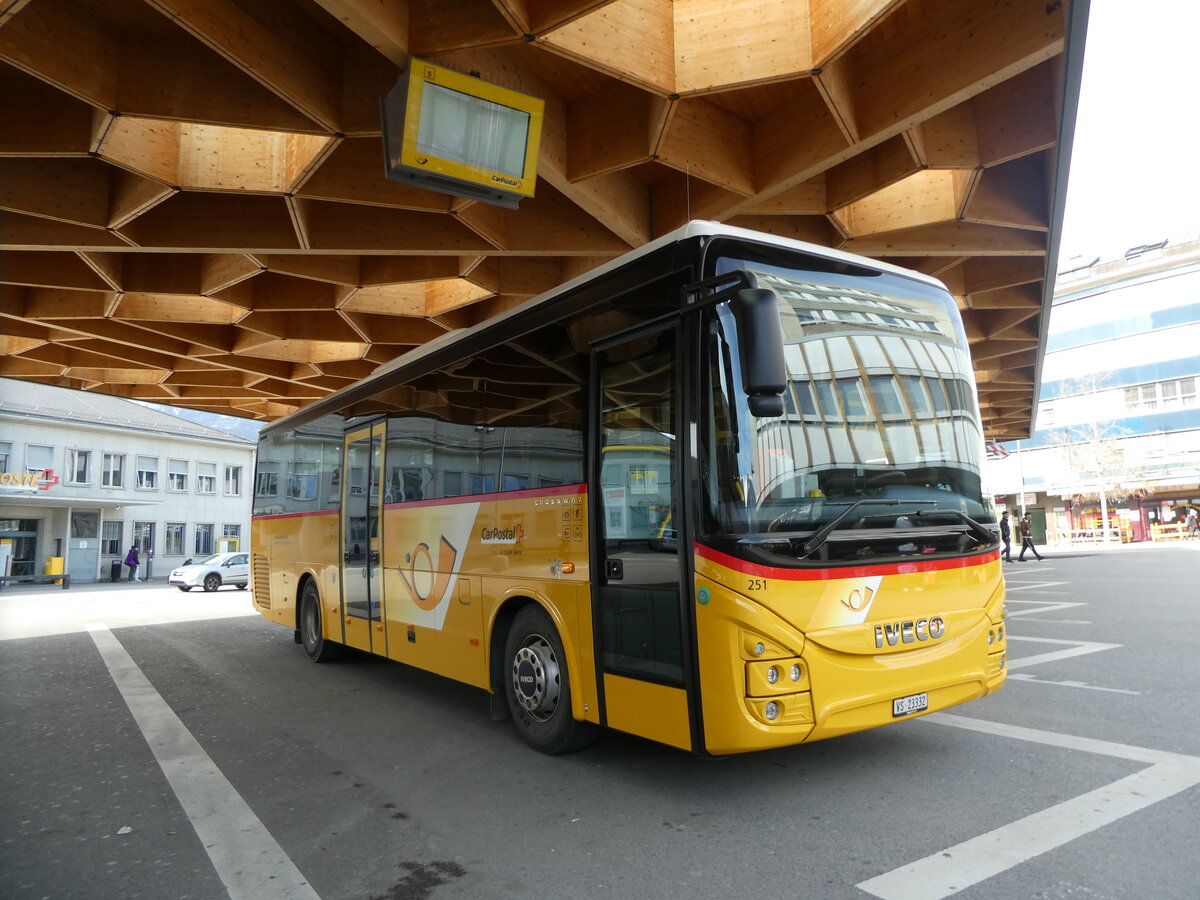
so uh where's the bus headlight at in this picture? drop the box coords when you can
[747,658,808,695]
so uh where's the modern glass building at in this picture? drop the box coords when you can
[985,235,1200,543]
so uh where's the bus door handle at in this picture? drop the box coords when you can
[605,559,623,580]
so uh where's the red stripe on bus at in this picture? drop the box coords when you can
[382,482,586,511]
[253,484,587,520]
[694,543,999,580]
[252,508,338,521]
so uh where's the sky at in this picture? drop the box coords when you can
[1056,0,1200,266]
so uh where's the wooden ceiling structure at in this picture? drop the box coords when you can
[0,0,1088,440]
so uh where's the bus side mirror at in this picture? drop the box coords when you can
[732,288,787,417]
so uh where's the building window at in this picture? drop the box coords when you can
[136,456,159,489]
[1125,378,1198,412]
[67,449,90,484]
[26,444,53,475]
[0,441,10,472]
[101,520,122,556]
[102,453,124,487]
[223,523,241,551]
[197,462,216,493]
[133,521,155,555]
[255,464,279,497]
[224,465,242,496]
[168,459,188,491]
[165,522,185,556]
[287,462,317,501]
[195,523,214,556]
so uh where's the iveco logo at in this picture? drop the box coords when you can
[519,675,535,684]
[875,616,946,648]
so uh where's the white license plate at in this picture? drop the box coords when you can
[892,692,929,717]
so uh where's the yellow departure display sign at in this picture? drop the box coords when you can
[381,59,544,209]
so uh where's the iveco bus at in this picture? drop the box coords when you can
[251,222,1006,755]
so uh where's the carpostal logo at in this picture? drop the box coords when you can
[480,523,524,545]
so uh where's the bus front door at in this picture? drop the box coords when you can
[594,324,694,751]
[342,421,386,655]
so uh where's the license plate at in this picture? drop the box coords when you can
[892,692,929,717]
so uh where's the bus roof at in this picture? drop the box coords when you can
[262,220,948,436]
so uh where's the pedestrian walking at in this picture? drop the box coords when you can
[999,511,1012,561]
[1187,507,1198,540]
[1017,513,1042,561]
[124,543,141,582]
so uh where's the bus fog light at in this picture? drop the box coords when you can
[766,666,779,684]
[999,654,1006,671]
[789,664,802,682]
[764,701,779,721]
[754,641,765,656]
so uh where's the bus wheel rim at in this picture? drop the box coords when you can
[512,635,560,721]
[303,595,319,650]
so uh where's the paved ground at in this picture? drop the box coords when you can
[2,542,1198,899]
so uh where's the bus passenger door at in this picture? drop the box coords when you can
[593,325,695,751]
[342,421,386,655]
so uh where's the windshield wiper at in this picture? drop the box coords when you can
[801,499,937,557]
[912,508,996,546]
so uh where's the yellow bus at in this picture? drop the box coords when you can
[251,221,1007,755]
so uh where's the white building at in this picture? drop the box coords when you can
[986,235,1200,542]
[0,379,256,583]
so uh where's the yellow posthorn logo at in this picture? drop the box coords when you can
[398,536,459,611]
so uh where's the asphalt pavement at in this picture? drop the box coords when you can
[2,541,1198,900]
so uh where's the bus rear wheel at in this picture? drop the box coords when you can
[503,605,596,754]
[300,580,342,663]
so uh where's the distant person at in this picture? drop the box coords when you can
[1017,513,1042,561]
[124,544,141,583]
[999,511,1012,562]
[1187,508,1198,539]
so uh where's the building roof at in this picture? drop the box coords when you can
[0,0,1092,442]
[0,378,254,444]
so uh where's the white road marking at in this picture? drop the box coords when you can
[1011,618,1091,625]
[1005,635,1120,670]
[1003,582,1068,592]
[1005,600,1085,617]
[86,624,320,900]
[1006,673,1139,695]
[857,714,1200,900]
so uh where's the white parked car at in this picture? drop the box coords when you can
[169,552,250,592]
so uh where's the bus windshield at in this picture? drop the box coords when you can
[701,249,996,563]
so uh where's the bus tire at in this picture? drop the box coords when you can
[503,605,596,754]
[299,580,342,663]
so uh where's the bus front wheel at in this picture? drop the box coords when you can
[503,605,595,754]
[299,580,342,663]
